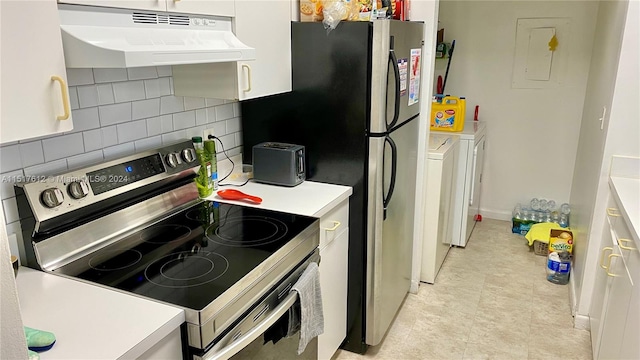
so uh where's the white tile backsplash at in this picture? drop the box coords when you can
[77,85,99,108]
[18,142,44,168]
[103,142,136,160]
[226,117,241,133]
[94,68,128,83]
[113,80,146,103]
[83,129,103,152]
[127,67,158,80]
[0,145,22,173]
[0,66,243,227]
[134,136,163,152]
[173,111,196,130]
[184,97,206,111]
[70,107,101,133]
[215,104,234,121]
[99,103,132,126]
[160,96,185,115]
[157,66,172,77]
[23,159,68,177]
[206,98,225,107]
[42,133,85,162]
[67,150,104,169]
[69,86,80,110]
[196,109,207,126]
[117,120,148,143]
[101,126,119,147]
[0,170,23,200]
[96,84,115,105]
[66,68,94,86]
[132,98,160,120]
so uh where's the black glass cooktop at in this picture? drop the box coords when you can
[73,201,317,310]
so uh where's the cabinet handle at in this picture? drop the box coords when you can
[242,64,252,92]
[618,239,636,251]
[51,76,70,120]
[323,221,341,231]
[605,253,621,277]
[606,208,620,217]
[600,247,613,269]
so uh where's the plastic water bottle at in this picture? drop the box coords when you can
[547,251,571,285]
[540,199,549,211]
[560,203,571,215]
[548,200,557,212]
[559,214,569,228]
[531,198,541,211]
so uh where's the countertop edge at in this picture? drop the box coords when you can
[609,176,640,244]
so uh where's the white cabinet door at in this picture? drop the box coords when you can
[319,227,348,360]
[1,0,74,144]
[234,0,291,100]
[590,222,615,357]
[59,0,234,16]
[172,0,292,100]
[597,243,633,360]
[317,199,349,360]
[57,0,166,11]
[167,0,234,16]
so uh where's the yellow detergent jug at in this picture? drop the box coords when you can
[430,96,465,132]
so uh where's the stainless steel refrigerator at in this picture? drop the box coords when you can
[241,19,424,353]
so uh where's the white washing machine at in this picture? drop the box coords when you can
[451,121,487,247]
[420,133,459,284]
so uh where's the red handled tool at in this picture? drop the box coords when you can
[217,189,262,204]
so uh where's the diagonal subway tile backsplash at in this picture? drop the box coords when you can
[0,66,244,260]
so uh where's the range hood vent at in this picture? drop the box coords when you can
[132,12,189,26]
[58,5,255,68]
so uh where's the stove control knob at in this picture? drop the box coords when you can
[41,188,65,208]
[68,180,90,199]
[181,148,196,163]
[165,152,181,168]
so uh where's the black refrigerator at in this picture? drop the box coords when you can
[241,20,424,354]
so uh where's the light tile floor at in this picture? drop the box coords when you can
[333,219,592,360]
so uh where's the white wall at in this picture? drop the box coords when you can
[435,0,598,219]
[570,0,638,321]
[0,66,242,264]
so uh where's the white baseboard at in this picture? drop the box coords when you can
[570,269,590,330]
[409,280,419,294]
[574,314,590,330]
[478,208,512,221]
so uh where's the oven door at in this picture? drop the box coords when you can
[195,252,320,360]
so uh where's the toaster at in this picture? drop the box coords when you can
[252,142,306,187]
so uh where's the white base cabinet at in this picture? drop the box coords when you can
[590,181,639,359]
[1,0,74,144]
[318,199,349,360]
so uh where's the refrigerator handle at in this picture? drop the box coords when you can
[383,135,398,220]
[387,36,401,130]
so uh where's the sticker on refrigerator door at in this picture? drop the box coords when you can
[408,48,421,106]
[397,58,408,96]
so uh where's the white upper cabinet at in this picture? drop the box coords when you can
[57,0,234,16]
[1,0,74,144]
[172,0,292,100]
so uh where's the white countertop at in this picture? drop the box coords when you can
[609,176,640,243]
[205,180,353,218]
[15,267,184,360]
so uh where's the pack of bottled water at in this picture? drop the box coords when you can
[512,198,570,234]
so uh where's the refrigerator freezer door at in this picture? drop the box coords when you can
[370,20,424,134]
[366,117,419,346]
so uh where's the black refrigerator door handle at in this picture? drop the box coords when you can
[387,41,401,130]
[382,135,398,220]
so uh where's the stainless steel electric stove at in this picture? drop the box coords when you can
[15,140,320,359]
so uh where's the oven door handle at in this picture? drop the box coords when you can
[204,292,299,360]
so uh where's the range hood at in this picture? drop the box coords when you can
[58,4,255,68]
